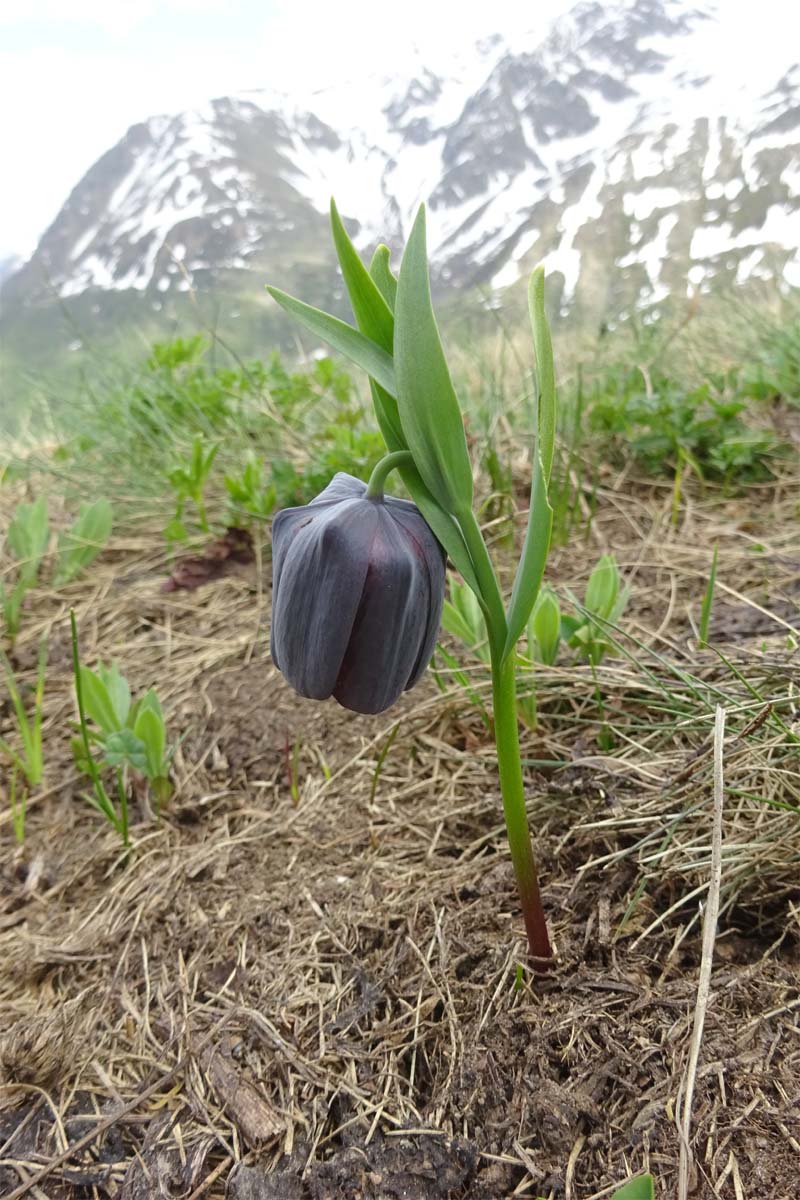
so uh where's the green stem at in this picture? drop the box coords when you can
[457,510,552,966]
[491,649,553,967]
[365,451,415,499]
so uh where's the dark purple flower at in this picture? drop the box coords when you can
[270,473,446,714]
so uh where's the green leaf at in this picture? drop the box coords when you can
[266,287,396,397]
[330,199,394,351]
[79,667,121,737]
[528,266,556,485]
[529,589,561,665]
[585,554,620,620]
[97,662,131,728]
[137,688,164,723]
[452,576,484,635]
[502,268,557,660]
[134,704,166,781]
[612,1174,655,1200]
[369,244,398,312]
[8,496,49,589]
[503,453,553,660]
[395,461,481,596]
[441,600,480,647]
[370,381,409,454]
[394,206,474,513]
[54,498,113,585]
[103,728,148,772]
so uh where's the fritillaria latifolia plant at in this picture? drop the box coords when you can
[267,200,558,965]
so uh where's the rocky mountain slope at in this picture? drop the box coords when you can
[2,0,799,335]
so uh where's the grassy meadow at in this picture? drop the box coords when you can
[1,286,799,1197]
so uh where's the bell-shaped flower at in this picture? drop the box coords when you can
[270,473,446,714]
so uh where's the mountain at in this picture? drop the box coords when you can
[2,0,799,373]
[0,256,22,286]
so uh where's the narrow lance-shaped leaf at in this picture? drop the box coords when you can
[79,667,122,737]
[370,381,408,455]
[134,704,166,781]
[503,267,557,661]
[396,460,481,598]
[55,498,113,585]
[266,287,397,398]
[394,206,474,514]
[369,244,398,312]
[330,199,394,351]
[528,266,556,486]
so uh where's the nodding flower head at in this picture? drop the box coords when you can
[270,473,446,714]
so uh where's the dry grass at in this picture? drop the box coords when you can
[0,463,799,1198]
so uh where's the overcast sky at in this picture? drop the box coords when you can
[0,0,572,261]
[0,0,797,262]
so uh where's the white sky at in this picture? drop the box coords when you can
[0,0,797,262]
[0,0,570,260]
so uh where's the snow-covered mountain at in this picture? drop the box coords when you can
[2,0,799,325]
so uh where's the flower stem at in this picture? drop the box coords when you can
[365,451,415,499]
[491,646,553,968]
[457,509,552,967]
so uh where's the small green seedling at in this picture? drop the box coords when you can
[528,587,561,666]
[70,611,129,849]
[8,768,25,846]
[54,498,113,585]
[1,496,50,644]
[0,640,47,788]
[70,613,173,847]
[441,574,491,663]
[224,453,277,524]
[73,655,172,808]
[564,553,629,665]
[165,435,219,540]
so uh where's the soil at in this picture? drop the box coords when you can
[1,486,799,1199]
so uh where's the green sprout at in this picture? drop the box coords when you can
[0,640,47,789]
[224,452,277,524]
[165,435,219,540]
[564,553,629,666]
[1,495,50,644]
[8,768,25,846]
[267,200,559,965]
[54,497,113,586]
[70,611,173,848]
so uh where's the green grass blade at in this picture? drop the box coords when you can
[394,205,474,513]
[330,199,394,351]
[265,287,397,397]
[699,542,719,646]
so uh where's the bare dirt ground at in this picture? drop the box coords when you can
[1,478,799,1198]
